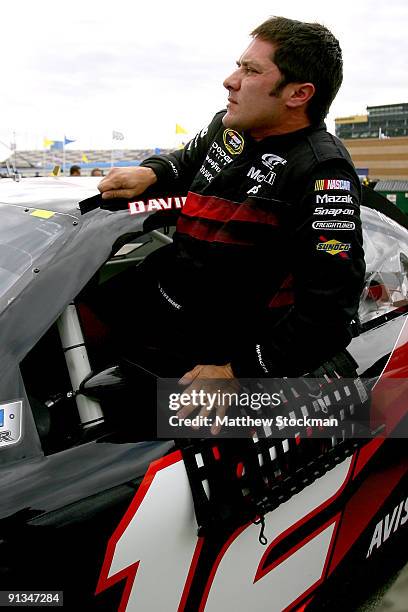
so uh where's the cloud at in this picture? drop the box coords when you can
[1,0,407,149]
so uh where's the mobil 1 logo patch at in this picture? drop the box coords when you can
[246,153,287,194]
[312,220,355,230]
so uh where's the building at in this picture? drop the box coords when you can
[374,180,408,213]
[341,136,408,181]
[335,104,408,181]
[335,103,408,140]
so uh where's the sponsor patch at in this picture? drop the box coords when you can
[199,166,215,183]
[168,160,179,178]
[312,220,355,230]
[314,207,355,216]
[255,344,269,374]
[261,153,287,170]
[246,154,287,189]
[316,194,353,204]
[158,283,182,310]
[205,154,221,173]
[315,179,351,191]
[316,237,351,257]
[223,129,244,155]
[129,196,186,215]
[247,167,266,183]
[211,142,233,165]
[247,184,261,195]
[247,165,276,187]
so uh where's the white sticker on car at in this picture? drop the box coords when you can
[0,400,23,448]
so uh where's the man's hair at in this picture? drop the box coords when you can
[69,164,81,176]
[251,16,343,124]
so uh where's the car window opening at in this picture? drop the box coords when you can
[20,230,173,455]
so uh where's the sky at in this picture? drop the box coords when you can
[0,0,407,155]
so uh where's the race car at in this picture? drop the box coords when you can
[0,176,407,611]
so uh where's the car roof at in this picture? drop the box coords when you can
[0,176,101,215]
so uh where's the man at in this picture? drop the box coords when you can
[98,16,365,430]
[91,167,103,177]
[69,164,81,176]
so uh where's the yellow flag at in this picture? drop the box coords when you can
[175,123,188,135]
[43,138,54,148]
[82,153,89,163]
[51,165,60,176]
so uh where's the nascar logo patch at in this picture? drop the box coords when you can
[315,179,351,191]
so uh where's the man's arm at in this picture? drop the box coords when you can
[98,111,225,200]
[231,161,366,377]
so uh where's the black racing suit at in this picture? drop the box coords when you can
[128,110,365,378]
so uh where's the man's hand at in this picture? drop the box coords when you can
[177,363,238,435]
[98,166,157,200]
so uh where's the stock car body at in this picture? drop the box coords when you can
[0,177,408,611]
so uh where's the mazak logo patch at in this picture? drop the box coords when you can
[315,179,351,191]
[316,194,353,204]
[223,129,244,155]
[312,220,355,230]
[316,237,351,257]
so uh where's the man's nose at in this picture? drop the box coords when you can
[223,69,241,91]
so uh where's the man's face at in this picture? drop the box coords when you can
[223,37,290,138]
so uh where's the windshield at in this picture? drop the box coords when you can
[359,206,408,323]
[0,206,65,301]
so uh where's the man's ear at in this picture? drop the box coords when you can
[286,82,315,109]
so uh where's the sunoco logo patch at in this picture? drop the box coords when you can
[316,238,351,256]
[312,221,355,230]
[223,129,244,155]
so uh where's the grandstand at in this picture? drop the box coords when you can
[0,148,175,177]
